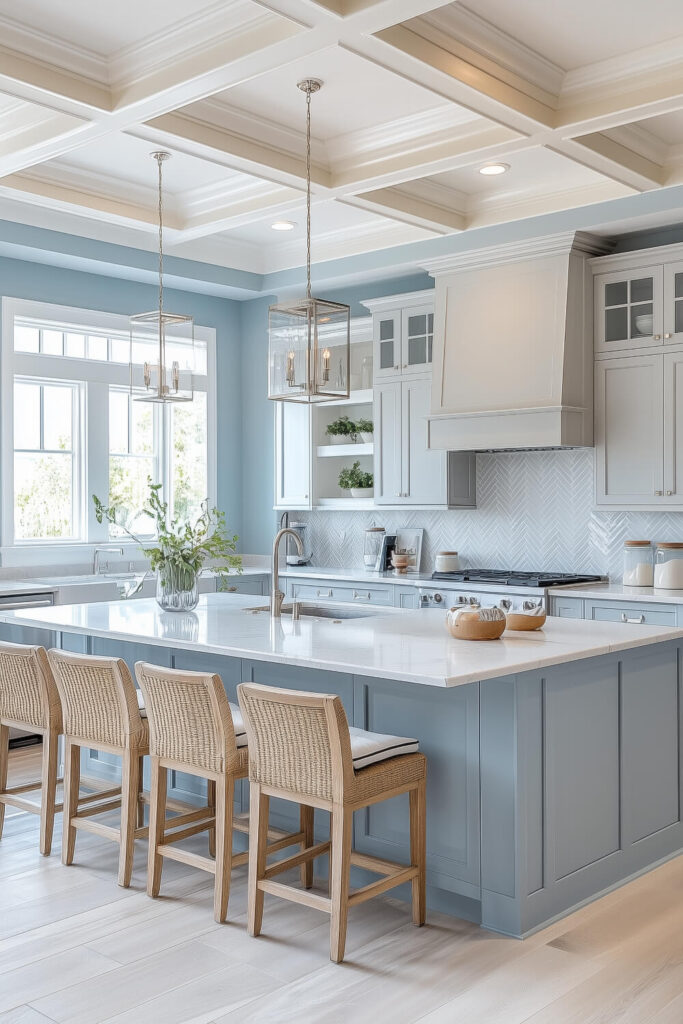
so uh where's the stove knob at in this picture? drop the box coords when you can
[499,598,512,611]
[458,595,468,604]
[433,593,443,603]
[468,596,480,605]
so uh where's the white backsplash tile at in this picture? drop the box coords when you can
[291,450,683,581]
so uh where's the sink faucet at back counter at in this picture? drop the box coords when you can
[271,528,303,617]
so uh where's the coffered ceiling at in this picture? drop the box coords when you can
[0,0,681,276]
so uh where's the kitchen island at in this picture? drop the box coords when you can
[2,592,682,939]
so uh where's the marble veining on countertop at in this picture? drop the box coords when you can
[548,582,683,605]
[0,593,681,689]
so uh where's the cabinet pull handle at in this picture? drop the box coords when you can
[316,589,333,598]
[353,590,371,601]
[394,365,399,370]
[655,490,663,496]
[665,333,672,339]
[654,333,662,340]
[666,490,673,496]
[621,613,645,624]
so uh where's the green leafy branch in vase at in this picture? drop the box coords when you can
[93,480,242,597]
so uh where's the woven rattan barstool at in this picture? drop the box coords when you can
[47,649,149,887]
[136,662,313,923]
[0,642,63,855]
[238,682,427,963]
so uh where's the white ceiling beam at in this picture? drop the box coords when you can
[345,188,464,233]
[557,136,665,192]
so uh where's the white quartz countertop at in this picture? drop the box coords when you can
[548,582,683,605]
[280,565,444,587]
[0,593,681,688]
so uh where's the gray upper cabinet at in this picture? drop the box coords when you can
[593,243,683,510]
[364,290,435,383]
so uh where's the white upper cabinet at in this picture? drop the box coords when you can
[401,377,444,504]
[595,355,663,505]
[663,261,683,346]
[374,381,402,503]
[274,401,311,509]
[595,266,663,352]
[363,290,435,382]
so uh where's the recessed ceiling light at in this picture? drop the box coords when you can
[271,220,296,231]
[478,162,510,176]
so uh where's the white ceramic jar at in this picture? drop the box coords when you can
[622,540,654,586]
[434,551,459,573]
[654,543,683,589]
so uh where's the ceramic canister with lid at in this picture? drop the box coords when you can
[654,543,683,589]
[434,551,459,573]
[622,540,654,586]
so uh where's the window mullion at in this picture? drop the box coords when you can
[87,381,109,543]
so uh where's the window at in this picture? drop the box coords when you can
[2,299,215,552]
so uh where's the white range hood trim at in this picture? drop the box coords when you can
[420,231,613,276]
[427,406,589,451]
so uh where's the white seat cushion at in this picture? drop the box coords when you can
[136,690,247,748]
[229,701,248,748]
[349,726,419,770]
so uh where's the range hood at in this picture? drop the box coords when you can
[422,232,612,452]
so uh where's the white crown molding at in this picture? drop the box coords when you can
[421,230,613,275]
[560,34,683,101]
[412,4,563,105]
[468,179,633,228]
[108,0,275,88]
[0,15,107,83]
[602,123,670,167]
[360,288,434,312]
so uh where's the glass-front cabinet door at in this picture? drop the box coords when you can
[373,311,401,381]
[595,267,663,352]
[401,305,434,374]
[663,262,683,345]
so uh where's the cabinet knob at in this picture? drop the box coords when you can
[665,333,672,339]
[654,334,661,340]
[666,490,673,496]
[394,365,399,370]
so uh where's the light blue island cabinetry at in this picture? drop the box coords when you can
[1,593,682,939]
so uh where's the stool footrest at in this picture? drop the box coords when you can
[348,866,418,907]
[264,840,330,880]
[161,817,214,846]
[258,879,331,914]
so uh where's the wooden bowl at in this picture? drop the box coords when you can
[506,611,547,631]
[446,609,506,641]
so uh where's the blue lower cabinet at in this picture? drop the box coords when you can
[225,576,266,596]
[549,596,584,618]
[353,676,480,900]
[585,600,677,627]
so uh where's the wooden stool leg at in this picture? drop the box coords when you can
[410,779,427,926]
[207,779,216,858]
[213,774,234,923]
[147,757,167,898]
[247,782,269,937]
[39,729,59,856]
[62,740,80,866]
[0,723,8,839]
[137,754,145,828]
[300,804,314,889]
[118,748,140,888]
[329,805,353,963]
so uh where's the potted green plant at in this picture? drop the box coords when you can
[356,417,374,443]
[338,461,374,498]
[325,415,358,445]
[93,481,242,612]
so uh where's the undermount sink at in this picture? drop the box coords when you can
[248,601,390,621]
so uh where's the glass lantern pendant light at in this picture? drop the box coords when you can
[268,80,350,403]
[129,151,195,403]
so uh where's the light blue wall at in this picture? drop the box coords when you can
[0,254,244,543]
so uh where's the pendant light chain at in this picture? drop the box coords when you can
[305,83,312,301]
[157,152,164,317]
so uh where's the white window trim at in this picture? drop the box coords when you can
[1,297,217,567]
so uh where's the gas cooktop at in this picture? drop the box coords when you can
[430,569,603,588]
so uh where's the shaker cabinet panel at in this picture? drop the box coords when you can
[401,305,434,376]
[402,377,446,504]
[274,401,311,509]
[373,381,402,503]
[595,355,663,504]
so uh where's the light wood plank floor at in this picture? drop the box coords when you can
[2,746,683,1023]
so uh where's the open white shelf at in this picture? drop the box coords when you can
[316,442,373,458]
[315,496,375,509]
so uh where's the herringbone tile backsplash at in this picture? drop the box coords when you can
[292,450,683,580]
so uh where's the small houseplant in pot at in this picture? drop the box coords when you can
[356,417,373,444]
[93,481,242,612]
[325,415,358,445]
[338,461,373,498]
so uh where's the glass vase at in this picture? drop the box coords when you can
[156,562,199,612]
